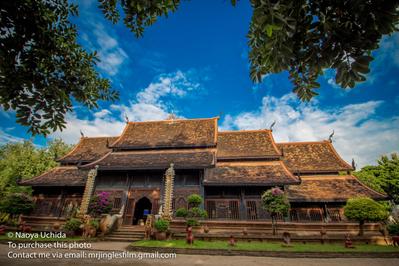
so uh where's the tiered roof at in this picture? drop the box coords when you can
[217,130,281,160]
[20,166,87,187]
[277,141,353,174]
[287,175,387,202]
[205,161,299,186]
[111,118,218,149]
[58,136,118,164]
[22,117,386,202]
[81,149,215,170]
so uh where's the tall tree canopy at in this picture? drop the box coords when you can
[354,153,399,204]
[0,139,72,196]
[1,0,398,134]
[0,0,119,135]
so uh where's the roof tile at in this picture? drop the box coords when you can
[288,175,387,202]
[277,141,353,173]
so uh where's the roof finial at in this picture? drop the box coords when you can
[106,138,110,148]
[328,130,335,143]
[124,114,129,123]
[352,158,356,170]
[269,120,276,131]
[80,130,85,138]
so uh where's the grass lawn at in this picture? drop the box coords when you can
[131,239,399,253]
[0,235,83,242]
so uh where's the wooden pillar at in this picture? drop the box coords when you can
[199,170,205,210]
[239,188,246,220]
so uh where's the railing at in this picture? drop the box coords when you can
[204,199,343,222]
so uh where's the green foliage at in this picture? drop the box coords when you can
[0,193,34,215]
[0,213,10,225]
[154,219,169,232]
[354,153,399,203]
[261,187,290,217]
[3,1,398,135]
[247,0,399,101]
[0,140,72,197]
[89,219,100,230]
[186,218,200,227]
[187,194,203,207]
[387,224,399,236]
[98,0,181,37]
[344,197,389,223]
[0,0,119,135]
[187,207,208,219]
[64,218,82,232]
[175,207,188,218]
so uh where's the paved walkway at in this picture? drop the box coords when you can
[1,242,398,266]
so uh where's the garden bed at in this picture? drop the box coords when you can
[129,239,399,258]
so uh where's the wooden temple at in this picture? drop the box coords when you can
[20,117,386,224]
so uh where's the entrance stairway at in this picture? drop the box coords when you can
[104,225,145,242]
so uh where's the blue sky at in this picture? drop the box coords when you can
[1,0,398,167]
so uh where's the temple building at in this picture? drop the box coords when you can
[21,117,386,224]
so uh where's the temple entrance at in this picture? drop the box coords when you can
[132,197,152,225]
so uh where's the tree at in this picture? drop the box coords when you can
[100,0,399,101]
[0,192,34,215]
[0,139,72,196]
[2,1,398,135]
[354,153,399,203]
[0,0,118,135]
[344,197,389,236]
[261,187,290,235]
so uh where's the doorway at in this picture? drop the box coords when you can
[132,197,152,225]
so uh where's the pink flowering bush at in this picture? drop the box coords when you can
[261,187,290,235]
[88,192,113,217]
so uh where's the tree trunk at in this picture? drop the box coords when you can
[358,220,364,236]
[272,215,277,235]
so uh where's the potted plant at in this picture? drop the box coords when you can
[64,218,82,236]
[154,219,169,240]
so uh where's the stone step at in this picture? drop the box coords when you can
[103,236,143,242]
[112,231,144,236]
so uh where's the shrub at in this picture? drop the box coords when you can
[175,208,188,218]
[344,197,389,236]
[0,193,34,215]
[64,218,82,232]
[0,213,10,225]
[186,219,200,227]
[187,207,208,219]
[387,224,399,236]
[154,219,169,232]
[88,192,113,217]
[187,194,202,207]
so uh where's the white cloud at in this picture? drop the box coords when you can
[0,129,27,144]
[50,70,201,144]
[221,93,399,168]
[88,23,128,76]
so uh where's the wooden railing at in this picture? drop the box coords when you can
[205,199,344,222]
